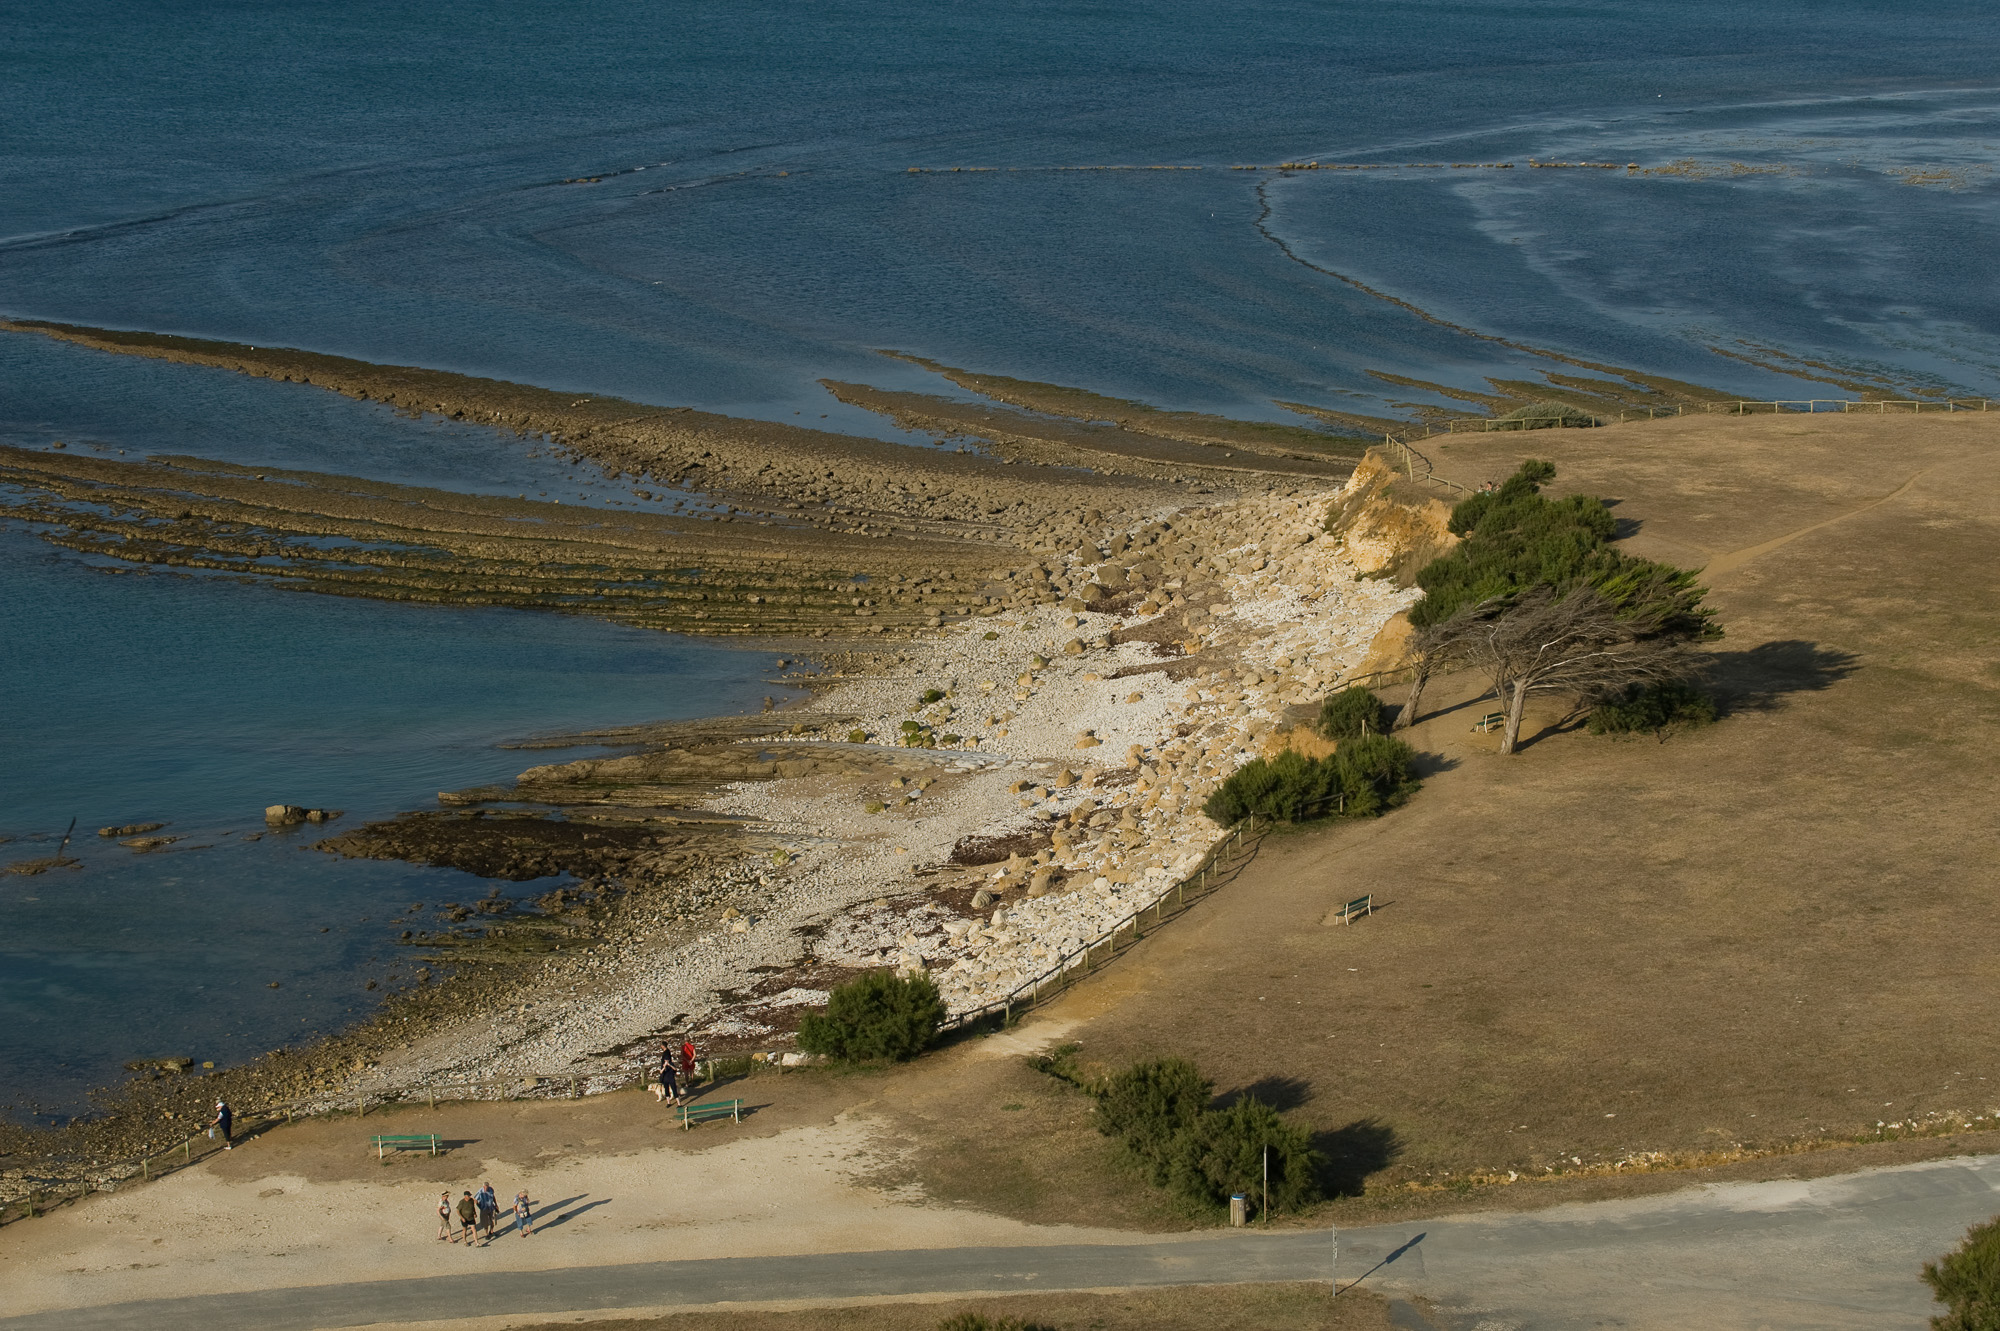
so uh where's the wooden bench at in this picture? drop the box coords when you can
[370,1133,440,1159]
[1471,711,1506,733]
[679,1099,743,1130]
[1333,894,1374,926]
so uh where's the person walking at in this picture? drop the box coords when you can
[513,1189,534,1237]
[455,1190,478,1246]
[437,1190,455,1242]
[210,1098,234,1150]
[476,1182,498,1243]
[679,1034,698,1102]
[657,1041,679,1104]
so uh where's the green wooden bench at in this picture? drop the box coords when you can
[679,1098,743,1130]
[1471,711,1506,733]
[370,1133,440,1159]
[1333,894,1374,926]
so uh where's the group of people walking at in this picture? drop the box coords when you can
[439,1183,532,1245]
[651,1033,700,1105]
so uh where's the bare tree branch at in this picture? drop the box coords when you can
[1447,585,1702,753]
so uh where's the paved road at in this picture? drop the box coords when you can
[7,1154,1995,1330]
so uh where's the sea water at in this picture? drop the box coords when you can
[3,0,1997,1111]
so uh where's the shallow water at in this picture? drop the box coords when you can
[2,0,1996,1112]
[0,522,789,1114]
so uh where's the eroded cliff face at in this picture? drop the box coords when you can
[1321,450,1458,586]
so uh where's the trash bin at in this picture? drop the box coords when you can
[1230,1194,1247,1227]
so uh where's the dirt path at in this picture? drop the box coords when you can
[1701,465,1932,577]
[0,1080,1143,1320]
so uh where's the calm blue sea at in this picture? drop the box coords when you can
[3,0,1996,1112]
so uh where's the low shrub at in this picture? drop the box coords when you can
[1330,732,1423,817]
[1492,400,1599,430]
[1163,1096,1323,1213]
[1200,750,1337,825]
[1201,736,1420,826]
[1587,680,1716,738]
[796,971,945,1062]
[1095,1058,1212,1183]
[1922,1214,2000,1331]
[1087,1057,1324,1217]
[1317,685,1385,740]
[920,688,946,704]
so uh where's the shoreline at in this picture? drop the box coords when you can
[0,454,1433,1195]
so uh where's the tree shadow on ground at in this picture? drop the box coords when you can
[1213,1076,1313,1113]
[1705,641,1860,714]
[1410,750,1460,779]
[1312,1118,1402,1197]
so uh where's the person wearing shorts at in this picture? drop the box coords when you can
[438,1191,455,1241]
[514,1190,534,1236]
[455,1191,478,1245]
[476,1182,498,1241]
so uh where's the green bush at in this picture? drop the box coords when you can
[1492,400,1599,430]
[1317,686,1385,740]
[1331,733,1423,817]
[920,688,946,704]
[796,971,945,1062]
[1923,1215,2000,1331]
[937,1315,1060,1331]
[1164,1096,1324,1213]
[1201,737,1420,826]
[1200,750,1335,825]
[1588,680,1716,738]
[1095,1058,1212,1183]
[1087,1058,1324,1217]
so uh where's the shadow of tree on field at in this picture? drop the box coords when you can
[1312,1118,1402,1197]
[1214,1076,1313,1113]
[1409,750,1460,779]
[1705,640,1860,714]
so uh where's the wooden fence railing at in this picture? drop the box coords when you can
[937,818,1266,1035]
[1379,394,1993,495]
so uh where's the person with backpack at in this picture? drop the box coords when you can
[476,1182,499,1242]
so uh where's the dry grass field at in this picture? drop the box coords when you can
[890,411,2000,1217]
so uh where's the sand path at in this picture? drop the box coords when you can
[0,1051,1140,1320]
